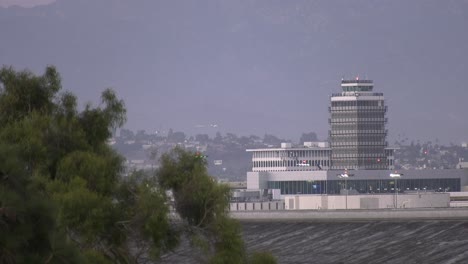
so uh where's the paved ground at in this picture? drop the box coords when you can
[242,220,468,264]
[160,219,468,263]
[230,207,468,221]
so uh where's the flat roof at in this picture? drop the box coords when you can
[341,79,373,84]
[247,148,332,152]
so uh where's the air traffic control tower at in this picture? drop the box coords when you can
[329,78,394,170]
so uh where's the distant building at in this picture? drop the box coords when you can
[458,160,468,169]
[329,79,393,170]
[247,169,467,194]
[247,142,331,172]
[245,78,468,197]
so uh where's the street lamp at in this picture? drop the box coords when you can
[337,169,354,209]
[390,172,403,208]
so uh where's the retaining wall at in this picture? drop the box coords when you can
[230,208,468,221]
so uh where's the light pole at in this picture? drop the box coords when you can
[390,172,403,208]
[337,169,354,209]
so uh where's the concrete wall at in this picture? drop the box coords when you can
[460,168,468,191]
[449,192,468,198]
[268,170,328,182]
[262,202,272,210]
[247,171,268,189]
[231,193,449,212]
[229,201,285,211]
[230,208,468,221]
[282,193,450,210]
[451,201,468,207]
[360,197,379,209]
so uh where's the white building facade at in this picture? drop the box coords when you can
[248,143,331,173]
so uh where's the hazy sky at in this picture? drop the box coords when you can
[0,0,55,8]
[1,0,467,144]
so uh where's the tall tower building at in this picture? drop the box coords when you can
[329,78,390,170]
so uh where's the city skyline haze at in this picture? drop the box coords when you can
[1,0,467,144]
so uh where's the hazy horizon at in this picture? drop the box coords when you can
[1,0,467,144]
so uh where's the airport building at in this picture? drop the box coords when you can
[244,79,468,199]
[330,79,393,170]
[248,142,331,173]
[247,168,468,195]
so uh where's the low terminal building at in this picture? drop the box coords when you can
[243,142,468,211]
[240,78,468,210]
[247,142,468,195]
[247,168,468,195]
[283,193,450,210]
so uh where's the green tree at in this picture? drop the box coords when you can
[167,131,186,143]
[0,67,86,263]
[157,147,276,264]
[195,134,210,143]
[263,134,282,146]
[0,65,276,264]
[299,132,318,144]
[0,66,175,263]
[249,252,277,264]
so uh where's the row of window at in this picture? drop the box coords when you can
[331,134,386,138]
[331,137,386,142]
[332,155,386,159]
[253,159,330,168]
[341,86,373,92]
[331,119,386,124]
[331,142,387,147]
[330,147,386,152]
[331,101,383,107]
[332,122,386,128]
[268,179,460,195]
[330,130,387,135]
[332,130,386,135]
[331,161,392,168]
[330,108,387,114]
[330,116,386,123]
[332,164,391,170]
[251,150,331,159]
[330,105,385,109]
[331,113,385,119]
[331,152,388,157]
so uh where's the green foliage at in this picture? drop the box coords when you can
[209,216,246,264]
[0,66,60,123]
[83,250,113,264]
[100,88,127,130]
[136,180,179,258]
[299,132,318,144]
[158,147,230,227]
[0,148,83,263]
[0,66,170,263]
[56,151,120,195]
[249,252,277,264]
[0,65,276,264]
[158,147,253,263]
[48,177,116,243]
